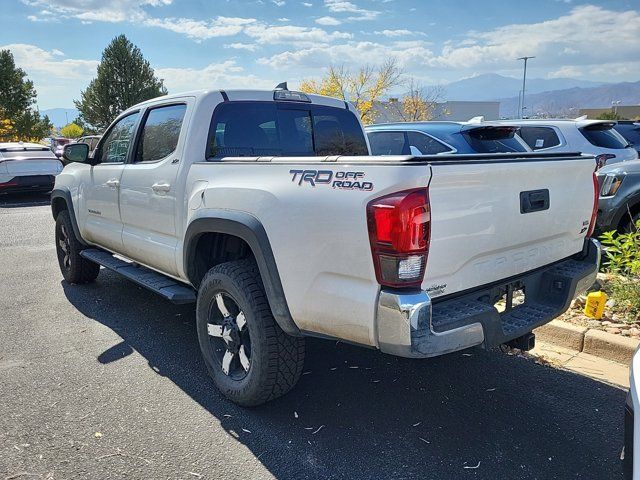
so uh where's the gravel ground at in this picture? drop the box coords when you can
[0,192,629,480]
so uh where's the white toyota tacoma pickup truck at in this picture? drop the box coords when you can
[52,87,601,406]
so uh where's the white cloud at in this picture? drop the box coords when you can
[434,5,640,71]
[156,60,275,92]
[324,0,380,21]
[302,1,312,5]
[2,43,97,79]
[243,23,351,46]
[143,16,256,41]
[260,5,640,84]
[224,42,259,52]
[23,0,173,22]
[373,29,413,37]
[547,65,582,78]
[315,16,341,25]
[272,0,286,5]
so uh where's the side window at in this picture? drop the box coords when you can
[518,126,561,150]
[135,104,187,162]
[406,131,451,154]
[367,131,408,155]
[97,113,140,164]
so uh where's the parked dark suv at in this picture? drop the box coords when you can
[365,122,530,155]
[596,159,640,233]
[614,121,640,155]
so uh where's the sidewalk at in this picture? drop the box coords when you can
[531,341,630,388]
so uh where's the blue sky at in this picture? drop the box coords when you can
[1,0,639,109]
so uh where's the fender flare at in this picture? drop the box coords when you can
[184,211,301,337]
[50,188,87,246]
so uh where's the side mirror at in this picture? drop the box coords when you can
[62,143,90,164]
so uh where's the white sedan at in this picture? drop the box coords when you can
[0,142,63,194]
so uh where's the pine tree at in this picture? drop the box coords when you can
[75,35,167,131]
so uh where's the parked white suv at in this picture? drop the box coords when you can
[52,88,600,406]
[498,118,638,168]
[0,142,63,194]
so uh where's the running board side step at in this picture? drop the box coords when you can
[80,248,196,304]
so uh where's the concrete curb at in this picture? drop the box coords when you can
[534,320,640,365]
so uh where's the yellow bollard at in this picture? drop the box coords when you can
[584,291,608,319]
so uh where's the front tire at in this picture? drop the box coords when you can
[55,210,100,284]
[196,259,305,407]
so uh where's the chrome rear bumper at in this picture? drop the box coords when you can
[375,239,601,358]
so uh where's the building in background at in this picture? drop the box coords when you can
[372,100,500,124]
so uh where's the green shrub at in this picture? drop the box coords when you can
[599,220,640,275]
[609,277,640,322]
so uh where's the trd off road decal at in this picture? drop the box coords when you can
[289,169,373,191]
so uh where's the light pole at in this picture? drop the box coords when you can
[517,56,535,118]
[612,100,620,116]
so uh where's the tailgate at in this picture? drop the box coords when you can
[423,154,595,298]
[3,158,62,176]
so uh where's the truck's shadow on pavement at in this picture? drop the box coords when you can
[62,269,626,480]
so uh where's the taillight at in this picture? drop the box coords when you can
[586,171,599,238]
[595,154,615,169]
[367,188,430,288]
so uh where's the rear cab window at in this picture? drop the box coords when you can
[462,127,528,153]
[518,126,561,150]
[207,101,368,159]
[580,123,629,149]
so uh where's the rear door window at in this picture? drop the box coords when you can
[406,131,451,154]
[581,124,628,149]
[518,126,561,150]
[366,131,408,155]
[207,102,368,158]
[134,104,187,162]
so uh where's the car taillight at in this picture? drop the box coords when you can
[595,154,615,169]
[586,171,599,238]
[367,188,430,288]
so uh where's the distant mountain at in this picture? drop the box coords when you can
[439,73,606,102]
[41,108,79,128]
[497,81,640,118]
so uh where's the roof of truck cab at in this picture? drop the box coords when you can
[129,89,349,110]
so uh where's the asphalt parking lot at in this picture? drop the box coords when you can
[0,193,629,480]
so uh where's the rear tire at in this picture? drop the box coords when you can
[196,259,305,407]
[55,210,100,284]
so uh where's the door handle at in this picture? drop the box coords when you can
[105,179,120,189]
[152,182,171,194]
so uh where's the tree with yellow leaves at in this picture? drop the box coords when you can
[394,80,445,122]
[299,59,402,125]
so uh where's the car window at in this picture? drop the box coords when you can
[580,124,628,149]
[135,104,187,162]
[613,124,640,147]
[518,126,561,150]
[97,113,140,164]
[406,131,451,154]
[207,102,368,158]
[367,131,408,155]
[462,127,528,153]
